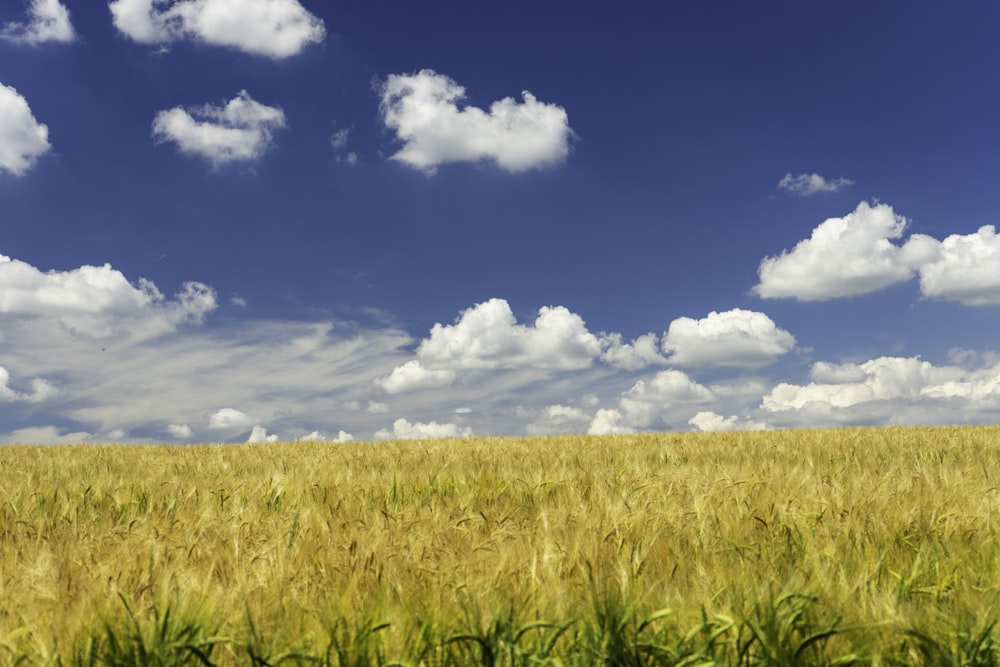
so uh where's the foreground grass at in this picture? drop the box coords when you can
[2,426,1000,664]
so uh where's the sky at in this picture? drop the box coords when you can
[2,1,1000,444]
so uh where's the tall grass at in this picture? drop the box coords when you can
[2,426,1000,664]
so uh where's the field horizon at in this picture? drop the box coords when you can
[3,425,1000,665]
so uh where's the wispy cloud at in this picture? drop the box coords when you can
[778,172,853,196]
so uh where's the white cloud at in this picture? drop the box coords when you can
[0,82,51,176]
[688,411,769,432]
[416,298,601,371]
[9,248,1000,442]
[755,201,1000,306]
[0,253,216,338]
[330,128,358,165]
[108,0,325,58]
[0,254,156,316]
[375,360,457,394]
[247,425,278,443]
[947,348,1000,368]
[589,369,716,434]
[778,172,853,196]
[911,226,1000,305]
[587,409,634,435]
[208,408,254,430]
[297,430,353,443]
[167,423,193,439]
[754,201,915,301]
[0,0,75,44]
[330,129,349,149]
[374,417,472,440]
[662,309,795,367]
[755,356,1000,428]
[0,311,411,441]
[526,404,592,436]
[380,69,573,173]
[599,332,666,371]
[761,356,963,413]
[0,366,57,402]
[152,90,286,167]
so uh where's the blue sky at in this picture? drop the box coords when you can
[2,0,1000,443]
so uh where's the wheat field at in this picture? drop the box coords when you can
[3,426,1000,665]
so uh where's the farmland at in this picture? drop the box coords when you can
[2,426,1000,665]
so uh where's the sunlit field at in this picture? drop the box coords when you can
[3,426,1000,665]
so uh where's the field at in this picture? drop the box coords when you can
[3,426,1000,665]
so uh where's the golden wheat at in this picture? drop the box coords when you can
[2,426,1000,663]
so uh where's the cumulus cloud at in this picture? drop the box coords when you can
[526,404,592,435]
[377,299,686,398]
[375,360,457,394]
[755,201,1000,305]
[587,408,634,435]
[374,417,472,440]
[417,298,601,370]
[0,0,75,44]
[297,430,353,443]
[0,83,51,176]
[688,411,769,432]
[599,332,666,371]
[247,425,278,443]
[108,0,325,58]
[662,309,795,367]
[152,91,286,167]
[208,408,254,430]
[910,226,1000,305]
[778,172,853,196]
[380,69,573,173]
[761,356,964,414]
[167,423,193,439]
[589,369,716,434]
[0,253,216,338]
[0,254,156,316]
[754,201,915,301]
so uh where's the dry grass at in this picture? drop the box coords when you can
[2,425,1000,664]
